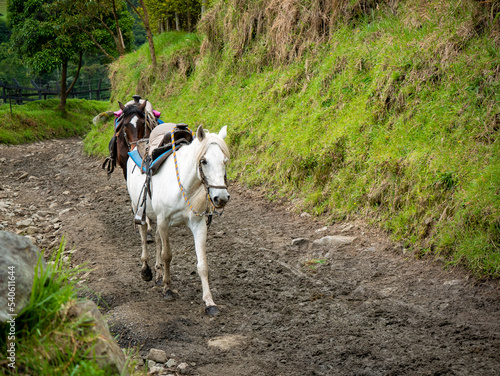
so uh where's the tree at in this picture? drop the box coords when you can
[7,0,133,112]
[124,0,157,69]
[145,0,206,34]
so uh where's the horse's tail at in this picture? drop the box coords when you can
[102,135,117,178]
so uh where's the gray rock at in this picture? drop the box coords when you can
[177,362,189,374]
[16,218,34,228]
[0,231,46,322]
[166,358,178,368]
[147,348,168,363]
[149,365,165,374]
[313,235,357,247]
[66,300,128,375]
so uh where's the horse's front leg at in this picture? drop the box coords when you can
[191,219,218,316]
[139,224,153,281]
[158,219,175,300]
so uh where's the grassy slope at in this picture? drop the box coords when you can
[0,99,109,144]
[85,3,500,278]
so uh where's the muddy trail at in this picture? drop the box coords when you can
[1,138,500,376]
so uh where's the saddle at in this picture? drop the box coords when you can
[129,122,194,175]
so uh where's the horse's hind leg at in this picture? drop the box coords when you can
[139,224,153,281]
[146,217,155,243]
[154,228,163,285]
[158,219,175,300]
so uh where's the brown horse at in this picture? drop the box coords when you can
[103,99,157,180]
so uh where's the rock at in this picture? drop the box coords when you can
[147,348,168,363]
[166,359,178,368]
[291,238,309,246]
[148,365,165,374]
[66,300,128,375]
[0,231,45,322]
[25,226,39,235]
[207,334,247,351]
[16,218,34,228]
[313,235,357,247]
[315,226,328,233]
[300,212,312,218]
[177,362,189,374]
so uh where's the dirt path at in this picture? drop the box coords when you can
[1,138,500,376]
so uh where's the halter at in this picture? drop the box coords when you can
[171,127,227,219]
[116,110,157,151]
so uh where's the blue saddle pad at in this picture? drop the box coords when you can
[128,148,172,173]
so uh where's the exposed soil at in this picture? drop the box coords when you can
[1,138,500,376]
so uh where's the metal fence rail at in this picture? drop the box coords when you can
[0,78,111,104]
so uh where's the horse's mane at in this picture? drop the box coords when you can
[123,104,146,119]
[189,131,230,213]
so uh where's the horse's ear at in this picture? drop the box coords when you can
[139,100,147,111]
[196,125,206,141]
[218,125,227,140]
[118,101,125,111]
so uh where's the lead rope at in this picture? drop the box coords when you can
[170,128,222,224]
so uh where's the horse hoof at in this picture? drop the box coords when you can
[147,232,154,243]
[205,305,219,316]
[141,266,153,281]
[163,289,176,301]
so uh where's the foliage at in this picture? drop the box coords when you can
[87,1,500,278]
[7,0,134,111]
[0,99,108,144]
[145,0,207,33]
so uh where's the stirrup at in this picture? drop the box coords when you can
[134,204,146,225]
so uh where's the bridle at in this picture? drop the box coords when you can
[171,128,228,221]
[116,110,156,151]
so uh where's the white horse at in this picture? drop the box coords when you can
[127,125,230,316]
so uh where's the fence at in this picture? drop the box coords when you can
[0,78,111,104]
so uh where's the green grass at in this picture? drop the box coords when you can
[0,99,109,144]
[85,1,500,278]
[0,241,135,375]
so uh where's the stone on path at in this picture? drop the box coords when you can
[313,235,357,248]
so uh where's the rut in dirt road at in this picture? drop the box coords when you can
[1,138,500,376]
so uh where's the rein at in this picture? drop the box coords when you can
[170,128,225,221]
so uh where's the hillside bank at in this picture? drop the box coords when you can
[85,0,500,278]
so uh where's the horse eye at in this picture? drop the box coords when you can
[201,158,207,165]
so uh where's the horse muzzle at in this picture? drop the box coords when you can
[210,188,230,209]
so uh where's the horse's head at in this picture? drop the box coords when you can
[117,100,148,150]
[195,125,230,209]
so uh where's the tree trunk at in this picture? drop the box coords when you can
[58,52,83,113]
[112,0,125,55]
[140,0,157,69]
[201,0,207,15]
[125,0,157,69]
[175,12,180,31]
[58,59,68,112]
[187,10,191,32]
